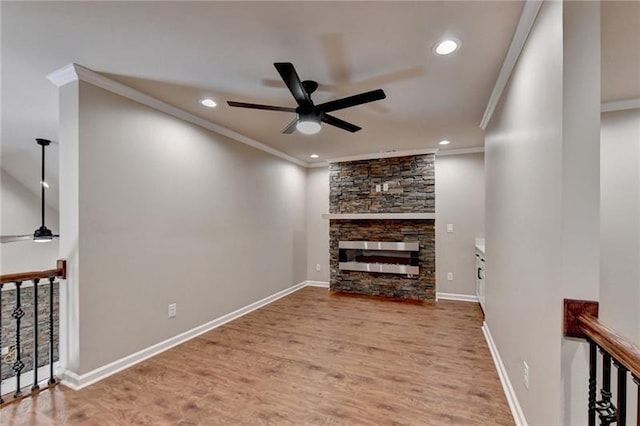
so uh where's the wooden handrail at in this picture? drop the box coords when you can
[578,312,640,379]
[0,259,66,285]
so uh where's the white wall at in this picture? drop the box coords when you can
[435,152,485,297]
[484,1,600,424]
[1,169,59,274]
[559,2,601,424]
[485,3,564,423]
[600,109,640,343]
[306,166,329,282]
[59,80,307,375]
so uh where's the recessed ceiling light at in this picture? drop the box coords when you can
[200,98,217,108]
[434,39,460,56]
[310,154,319,159]
[439,140,451,145]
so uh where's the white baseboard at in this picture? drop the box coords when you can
[304,280,329,288]
[60,281,310,390]
[482,322,527,426]
[436,292,478,303]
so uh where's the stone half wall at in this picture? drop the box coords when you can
[1,283,60,381]
[330,220,435,300]
[329,154,435,214]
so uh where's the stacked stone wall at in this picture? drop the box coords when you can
[0,283,59,381]
[329,154,436,301]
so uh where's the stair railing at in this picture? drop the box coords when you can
[0,259,66,407]
[564,299,640,425]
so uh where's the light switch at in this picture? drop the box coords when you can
[383,183,389,191]
[375,184,381,192]
[446,224,454,233]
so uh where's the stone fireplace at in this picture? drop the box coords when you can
[327,153,435,301]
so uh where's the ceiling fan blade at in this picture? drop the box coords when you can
[1,235,32,244]
[321,114,362,133]
[227,101,296,113]
[282,118,298,134]
[316,89,386,113]
[274,62,312,108]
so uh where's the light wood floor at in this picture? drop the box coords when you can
[0,287,513,425]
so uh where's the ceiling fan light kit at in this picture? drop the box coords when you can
[33,225,54,243]
[296,113,321,135]
[227,62,386,135]
[0,138,59,244]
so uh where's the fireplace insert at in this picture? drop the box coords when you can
[338,241,419,275]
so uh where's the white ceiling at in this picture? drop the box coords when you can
[1,1,638,211]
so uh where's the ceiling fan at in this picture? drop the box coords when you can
[227,62,386,135]
[1,138,59,244]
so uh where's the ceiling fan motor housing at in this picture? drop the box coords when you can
[33,225,54,241]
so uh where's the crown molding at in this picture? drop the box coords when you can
[480,0,543,130]
[46,63,309,168]
[307,161,329,169]
[46,63,79,87]
[327,148,437,164]
[436,147,484,156]
[601,99,640,113]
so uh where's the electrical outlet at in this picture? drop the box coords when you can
[316,263,321,271]
[523,361,529,389]
[168,303,177,319]
[446,223,454,233]
[447,272,453,281]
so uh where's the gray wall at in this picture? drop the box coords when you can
[60,81,307,375]
[600,109,640,343]
[484,1,600,424]
[1,169,59,274]
[305,166,329,282]
[435,152,484,296]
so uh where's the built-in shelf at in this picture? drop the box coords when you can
[322,213,435,220]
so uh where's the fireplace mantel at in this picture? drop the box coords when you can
[322,213,435,220]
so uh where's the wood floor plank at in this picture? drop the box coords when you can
[0,287,513,425]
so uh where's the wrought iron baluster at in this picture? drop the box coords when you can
[615,361,627,425]
[12,281,25,397]
[32,278,40,392]
[596,351,617,424]
[588,340,597,426]
[634,375,639,426]
[48,276,56,385]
